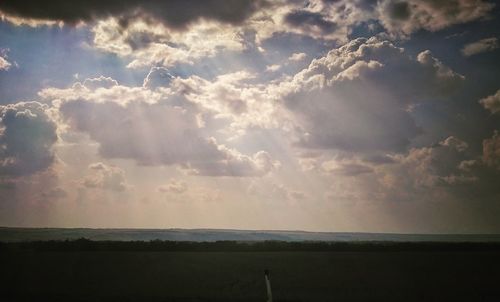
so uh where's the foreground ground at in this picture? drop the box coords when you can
[1,242,500,301]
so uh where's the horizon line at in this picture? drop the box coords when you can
[1,226,500,236]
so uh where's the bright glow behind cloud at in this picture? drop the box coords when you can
[0,0,500,233]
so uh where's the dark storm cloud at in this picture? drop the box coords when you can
[284,10,337,35]
[377,0,494,35]
[386,1,411,21]
[124,31,165,51]
[284,37,464,154]
[0,0,268,29]
[285,10,336,33]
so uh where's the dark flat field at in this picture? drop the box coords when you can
[1,242,500,302]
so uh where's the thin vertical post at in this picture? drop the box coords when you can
[264,269,273,302]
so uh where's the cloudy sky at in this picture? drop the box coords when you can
[1,0,500,233]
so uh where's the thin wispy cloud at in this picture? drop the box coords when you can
[462,37,499,57]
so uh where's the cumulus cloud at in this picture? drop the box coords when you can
[362,154,396,165]
[7,0,489,70]
[248,181,306,201]
[388,136,472,185]
[0,102,58,177]
[182,149,280,177]
[462,37,499,57]
[40,80,164,106]
[43,76,279,177]
[176,71,281,130]
[143,67,174,89]
[321,159,374,176]
[1,0,493,73]
[280,37,464,153]
[41,187,68,200]
[0,56,11,71]
[321,136,476,202]
[83,76,119,90]
[59,100,223,171]
[249,0,367,42]
[373,134,500,203]
[483,131,500,169]
[284,10,337,37]
[92,18,248,68]
[0,0,268,29]
[83,162,129,192]
[81,2,336,68]
[288,52,307,62]
[259,0,494,43]
[0,167,61,207]
[266,64,281,72]
[41,72,278,131]
[272,183,306,201]
[479,89,500,114]
[377,0,494,37]
[440,136,468,152]
[415,50,466,96]
[158,179,187,194]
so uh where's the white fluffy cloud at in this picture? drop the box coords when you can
[0,56,11,70]
[182,149,280,177]
[143,67,174,89]
[42,76,279,177]
[92,18,247,68]
[1,0,493,72]
[158,179,187,194]
[2,0,490,71]
[0,102,58,177]
[83,162,129,192]
[288,52,307,62]
[266,64,281,72]
[175,71,282,130]
[82,76,119,90]
[40,79,163,106]
[479,89,500,114]
[462,37,499,57]
[59,100,275,177]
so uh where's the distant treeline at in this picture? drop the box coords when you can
[2,238,500,252]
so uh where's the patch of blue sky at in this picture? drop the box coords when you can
[0,21,145,103]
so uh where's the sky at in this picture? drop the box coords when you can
[0,0,500,233]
